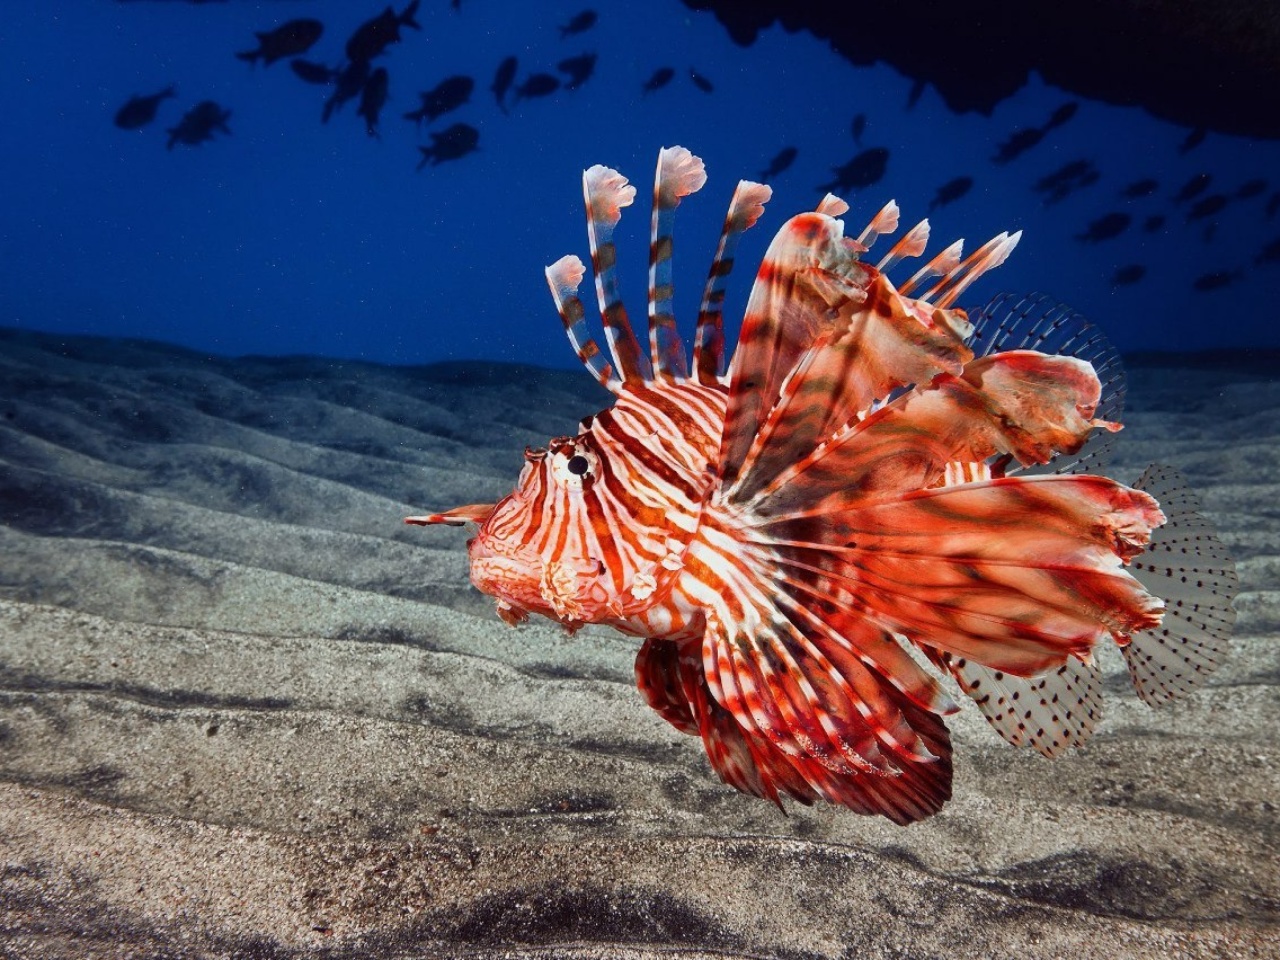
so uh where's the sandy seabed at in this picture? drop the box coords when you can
[0,326,1276,958]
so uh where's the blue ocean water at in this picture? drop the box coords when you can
[2,0,1277,368]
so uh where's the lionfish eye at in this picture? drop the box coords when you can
[566,455,590,476]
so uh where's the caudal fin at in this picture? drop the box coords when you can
[1124,464,1237,704]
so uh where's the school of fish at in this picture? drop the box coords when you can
[407,146,1238,824]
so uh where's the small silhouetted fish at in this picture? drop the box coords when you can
[1186,194,1228,221]
[290,59,336,85]
[357,67,389,137]
[1035,159,1093,192]
[1033,159,1098,205]
[416,122,479,169]
[491,56,517,113]
[1043,101,1078,130]
[323,59,371,122]
[559,10,597,37]
[757,146,797,182]
[1120,178,1158,199]
[236,19,323,67]
[818,147,889,194]
[1111,264,1145,286]
[1235,179,1267,200]
[346,1,420,63]
[906,79,925,110]
[1178,127,1206,154]
[166,100,230,150]
[642,67,675,94]
[514,72,560,102]
[557,52,596,90]
[1255,237,1280,266]
[404,74,473,125]
[1173,172,1211,203]
[114,86,175,129]
[851,113,865,145]
[1192,270,1239,292]
[1267,192,1280,219]
[1075,211,1130,243]
[689,68,714,93]
[929,175,973,212]
[993,127,1044,164]
[1143,214,1165,232]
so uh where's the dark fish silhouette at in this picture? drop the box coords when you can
[357,67,389,137]
[1111,264,1145,286]
[491,56,518,113]
[514,73,560,102]
[929,175,973,211]
[689,69,714,93]
[1043,101,1079,130]
[290,59,337,85]
[1256,237,1280,266]
[1173,172,1211,204]
[236,19,323,66]
[905,79,925,110]
[166,100,230,149]
[642,67,675,94]
[850,113,865,145]
[323,59,371,123]
[1075,212,1130,243]
[1186,194,1228,222]
[114,86,175,129]
[1033,159,1098,205]
[557,53,597,90]
[559,10,597,37]
[346,1,421,63]
[817,147,889,194]
[1192,270,1239,292]
[1268,192,1280,220]
[416,122,479,169]
[993,127,1044,165]
[404,74,473,125]
[1178,127,1207,154]
[1119,178,1158,199]
[756,146,797,182]
[1143,214,1166,232]
[1235,179,1267,201]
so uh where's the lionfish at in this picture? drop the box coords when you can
[408,147,1238,824]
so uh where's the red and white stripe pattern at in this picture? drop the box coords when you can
[409,147,1237,825]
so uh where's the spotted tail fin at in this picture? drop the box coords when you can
[1125,464,1237,704]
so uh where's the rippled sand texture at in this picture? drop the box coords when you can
[0,327,1276,959]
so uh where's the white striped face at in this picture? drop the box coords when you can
[467,384,725,629]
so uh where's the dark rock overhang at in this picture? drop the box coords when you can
[682,0,1280,140]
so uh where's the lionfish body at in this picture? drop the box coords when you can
[409,147,1238,824]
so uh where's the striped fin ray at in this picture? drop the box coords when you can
[725,259,974,504]
[647,146,706,382]
[855,200,900,250]
[583,164,652,383]
[875,219,930,273]
[684,529,953,822]
[1124,464,1238,705]
[545,254,619,391]
[898,239,963,296]
[920,231,1022,308]
[968,293,1127,478]
[693,179,773,385]
[815,194,849,216]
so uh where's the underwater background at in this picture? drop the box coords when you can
[3,0,1279,365]
[1,2,1278,957]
